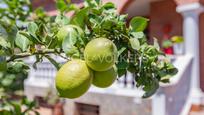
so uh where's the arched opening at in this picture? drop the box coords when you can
[120,0,183,47]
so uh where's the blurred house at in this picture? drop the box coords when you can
[24,0,204,115]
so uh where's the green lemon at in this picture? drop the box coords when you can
[84,38,118,71]
[55,59,93,99]
[93,67,117,88]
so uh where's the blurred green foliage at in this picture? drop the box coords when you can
[0,0,178,107]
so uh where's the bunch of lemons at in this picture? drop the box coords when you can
[55,26,118,99]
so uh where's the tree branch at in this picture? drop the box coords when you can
[6,49,56,62]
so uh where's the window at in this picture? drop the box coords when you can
[75,102,100,115]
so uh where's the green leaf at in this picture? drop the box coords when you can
[0,56,7,71]
[128,63,137,73]
[131,32,145,39]
[117,69,126,78]
[0,110,12,115]
[55,15,70,26]
[118,47,126,57]
[2,74,15,87]
[35,7,47,18]
[166,64,178,76]
[15,32,30,52]
[65,4,79,12]
[117,61,128,70]
[160,75,171,83]
[0,24,8,39]
[0,50,6,56]
[56,0,68,12]
[19,31,37,44]
[7,61,29,73]
[102,2,115,10]
[142,79,159,98]
[7,25,18,48]
[28,22,38,37]
[130,17,148,32]
[129,38,140,50]
[11,102,21,115]
[71,8,88,28]
[45,55,61,70]
[63,30,78,46]
[0,37,10,48]
[84,0,101,8]
[66,46,80,58]
[62,30,78,54]
[27,22,42,43]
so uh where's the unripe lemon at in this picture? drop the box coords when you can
[84,38,118,71]
[55,59,93,99]
[93,67,117,88]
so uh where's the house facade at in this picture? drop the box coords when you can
[27,0,204,114]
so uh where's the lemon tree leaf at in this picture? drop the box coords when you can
[118,47,126,57]
[0,24,8,39]
[131,32,145,39]
[0,37,10,48]
[55,15,70,26]
[7,25,18,48]
[28,22,38,37]
[45,55,61,70]
[129,38,140,50]
[62,30,78,54]
[71,8,88,28]
[102,2,115,10]
[84,0,101,7]
[15,32,30,52]
[56,0,68,12]
[142,79,159,98]
[0,56,7,71]
[11,102,21,115]
[130,17,148,32]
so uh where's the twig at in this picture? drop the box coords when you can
[6,49,56,62]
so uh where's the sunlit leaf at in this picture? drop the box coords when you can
[0,37,10,48]
[131,32,145,39]
[55,15,70,26]
[62,30,78,54]
[129,38,140,50]
[130,17,149,32]
[71,8,88,28]
[56,0,68,13]
[15,32,30,52]
[28,22,38,37]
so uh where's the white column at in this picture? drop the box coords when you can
[177,3,204,105]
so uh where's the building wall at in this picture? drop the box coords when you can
[65,92,152,115]
[199,13,204,91]
[174,0,199,5]
[149,0,183,44]
[31,0,56,11]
